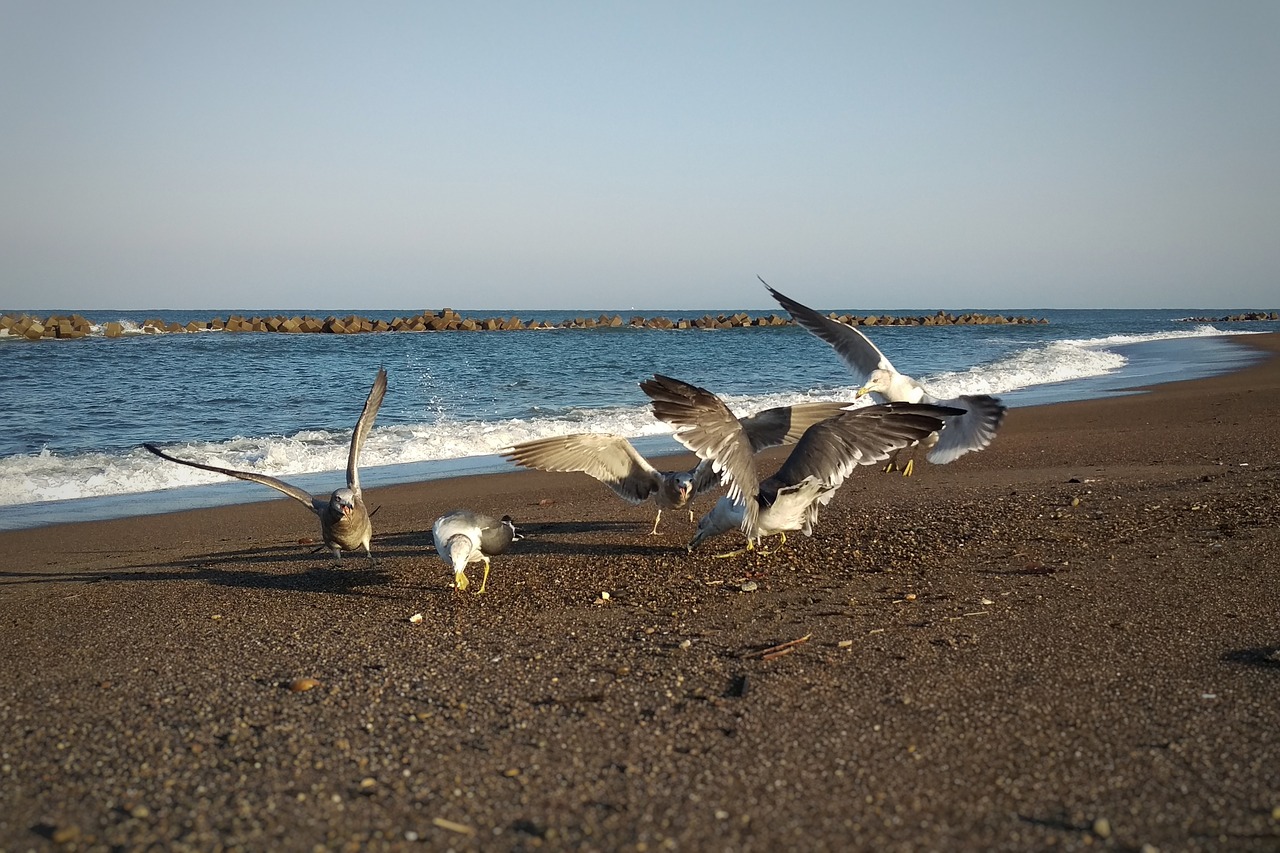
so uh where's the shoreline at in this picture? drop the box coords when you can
[2,331,1266,532]
[1,335,1278,850]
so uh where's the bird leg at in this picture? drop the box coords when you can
[476,557,491,595]
[715,538,767,559]
[900,457,916,477]
[649,509,663,535]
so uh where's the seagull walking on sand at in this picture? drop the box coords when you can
[640,374,959,557]
[765,280,1007,476]
[432,510,520,594]
[144,367,388,563]
[501,400,855,534]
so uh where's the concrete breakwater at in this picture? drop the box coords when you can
[1,308,1048,340]
[1177,311,1279,323]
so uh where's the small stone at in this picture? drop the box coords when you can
[981,598,995,606]
[904,593,917,601]
[1092,817,1111,838]
[503,768,521,777]
[837,640,854,648]
[51,826,80,843]
[740,581,758,592]
[408,613,424,624]
[1071,496,1081,507]
[679,639,692,650]
[131,805,150,819]
[1272,805,1280,820]
[404,831,420,841]
[289,677,321,693]
[715,810,729,820]
[360,777,376,789]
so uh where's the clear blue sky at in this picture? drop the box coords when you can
[2,1,1277,310]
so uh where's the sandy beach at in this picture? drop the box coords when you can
[2,334,1278,852]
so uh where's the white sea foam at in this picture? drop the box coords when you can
[0,324,1251,507]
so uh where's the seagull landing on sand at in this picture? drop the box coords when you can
[144,367,388,564]
[765,279,1007,476]
[432,510,520,594]
[641,374,959,558]
[501,400,854,534]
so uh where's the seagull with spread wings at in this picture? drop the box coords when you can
[144,367,388,564]
[640,374,959,557]
[765,280,1007,476]
[501,400,854,534]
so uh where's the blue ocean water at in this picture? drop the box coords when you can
[1,307,1276,530]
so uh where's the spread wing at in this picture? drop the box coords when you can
[923,393,1008,464]
[347,367,388,495]
[738,400,855,451]
[502,433,662,504]
[764,278,896,381]
[143,443,321,513]
[689,400,854,496]
[767,404,957,495]
[641,374,759,536]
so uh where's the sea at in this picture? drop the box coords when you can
[2,307,1277,531]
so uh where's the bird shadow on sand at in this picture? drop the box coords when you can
[1221,646,1280,671]
[521,520,655,535]
[0,542,396,597]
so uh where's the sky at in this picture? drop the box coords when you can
[1,1,1277,311]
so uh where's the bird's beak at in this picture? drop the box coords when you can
[342,504,353,517]
[454,570,469,592]
[855,386,870,398]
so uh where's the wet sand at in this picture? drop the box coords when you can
[2,334,1279,851]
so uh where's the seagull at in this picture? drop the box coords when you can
[432,510,520,594]
[640,374,959,557]
[144,367,388,563]
[765,280,1007,476]
[501,400,854,534]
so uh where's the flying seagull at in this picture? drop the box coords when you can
[144,367,388,563]
[640,374,958,556]
[501,400,854,534]
[765,279,1007,476]
[432,510,520,594]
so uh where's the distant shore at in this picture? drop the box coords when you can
[1,308,1050,339]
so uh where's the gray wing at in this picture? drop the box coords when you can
[767,404,957,493]
[922,393,1007,464]
[640,374,759,535]
[143,443,321,513]
[477,515,517,555]
[502,433,662,504]
[347,367,388,495]
[689,400,854,496]
[764,279,897,380]
[738,400,855,451]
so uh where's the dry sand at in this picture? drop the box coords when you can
[2,334,1279,852]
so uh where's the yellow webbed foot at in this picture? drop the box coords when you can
[476,558,491,595]
[901,459,915,477]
